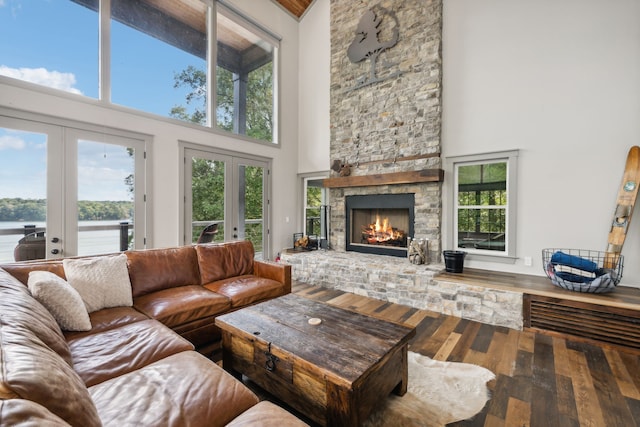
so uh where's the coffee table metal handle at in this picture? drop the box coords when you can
[264,342,279,372]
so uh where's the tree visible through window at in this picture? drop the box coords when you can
[456,161,508,252]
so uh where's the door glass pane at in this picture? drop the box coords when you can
[77,140,134,256]
[240,165,264,257]
[191,158,225,244]
[111,0,207,122]
[0,0,98,98]
[0,128,47,262]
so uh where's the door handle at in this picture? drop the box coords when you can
[51,249,60,255]
[51,237,60,243]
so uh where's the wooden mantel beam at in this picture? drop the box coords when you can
[322,169,444,189]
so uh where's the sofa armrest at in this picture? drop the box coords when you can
[253,261,291,294]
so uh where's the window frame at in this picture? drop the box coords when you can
[0,0,281,146]
[299,172,329,245]
[214,1,280,143]
[0,106,153,257]
[446,150,519,263]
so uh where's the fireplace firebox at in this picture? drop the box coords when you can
[345,194,415,257]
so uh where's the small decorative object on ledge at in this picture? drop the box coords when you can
[408,237,428,264]
[293,233,319,251]
[443,250,467,273]
[330,159,352,177]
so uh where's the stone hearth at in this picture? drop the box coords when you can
[282,251,523,329]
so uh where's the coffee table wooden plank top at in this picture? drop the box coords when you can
[217,294,413,383]
[215,294,416,426]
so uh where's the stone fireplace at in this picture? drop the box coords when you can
[346,193,414,257]
[327,0,444,262]
[283,0,523,329]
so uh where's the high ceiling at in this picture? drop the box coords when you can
[272,0,314,19]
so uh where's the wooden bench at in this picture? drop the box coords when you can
[437,268,640,352]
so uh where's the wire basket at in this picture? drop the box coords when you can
[542,248,624,294]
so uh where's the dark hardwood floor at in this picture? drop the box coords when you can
[293,282,640,427]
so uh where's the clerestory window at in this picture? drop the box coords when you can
[0,0,279,144]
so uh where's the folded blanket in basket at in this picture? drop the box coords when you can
[550,251,598,273]
[555,271,594,283]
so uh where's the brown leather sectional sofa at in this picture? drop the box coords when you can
[0,240,307,426]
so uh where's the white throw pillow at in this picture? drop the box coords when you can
[63,253,133,313]
[27,270,92,331]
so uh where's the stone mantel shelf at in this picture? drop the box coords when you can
[322,169,444,189]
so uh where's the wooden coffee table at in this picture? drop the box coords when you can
[215,294,416,426]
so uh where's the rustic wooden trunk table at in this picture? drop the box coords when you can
[215,294,416,426]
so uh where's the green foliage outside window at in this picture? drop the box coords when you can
[457,162,507,251]
[0,198,132,222]
[304,185,323,236]
[191,159,225,244]
[170,64,273,143]
[173,65,269,251]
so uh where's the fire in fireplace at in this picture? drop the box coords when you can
[360,213,407,245]
[346,194,415,257]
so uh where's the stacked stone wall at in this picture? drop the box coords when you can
[282,251,524,330]
[329,0,444,257]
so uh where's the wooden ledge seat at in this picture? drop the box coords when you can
[437,268,640,352]
[436,267,640,311]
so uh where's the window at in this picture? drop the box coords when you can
[0,0,279,144]
[304,179,325,237]
[182,144,271,259]
[450,150,518,260]
[110,0,207,120]
[0,0,98,98]
[0,113,149,262]
[216,6,276,142]
[301,175,328,247]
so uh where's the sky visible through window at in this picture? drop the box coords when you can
[0,0,204,202]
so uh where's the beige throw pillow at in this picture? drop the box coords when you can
[63,253,133,313]
[27,270,92,331]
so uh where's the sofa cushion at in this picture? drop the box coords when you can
[226,401,309,427]
[195,240,255,284]
[0,269,73,367]
[0,399,72,426]
[172,315,222,349]
[64,306,150,342]
[27,270,91,331]
[69,319,194,387]
[205,275,287,308]
[0,315,102,426]
[134,285,231,328]
[89,351,260,427]
[0,260,65,286]
[126,246,201,298]
[63,253,133,313]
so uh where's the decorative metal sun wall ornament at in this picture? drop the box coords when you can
[346,6,401,92]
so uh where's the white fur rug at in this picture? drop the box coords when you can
[364,351,495,427]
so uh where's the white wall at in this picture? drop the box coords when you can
[442,0,640,285]
[0,0,300,259]
[297,0,330,174]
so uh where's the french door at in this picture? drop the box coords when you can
[0,114,146,262]
[183,147,270,259]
